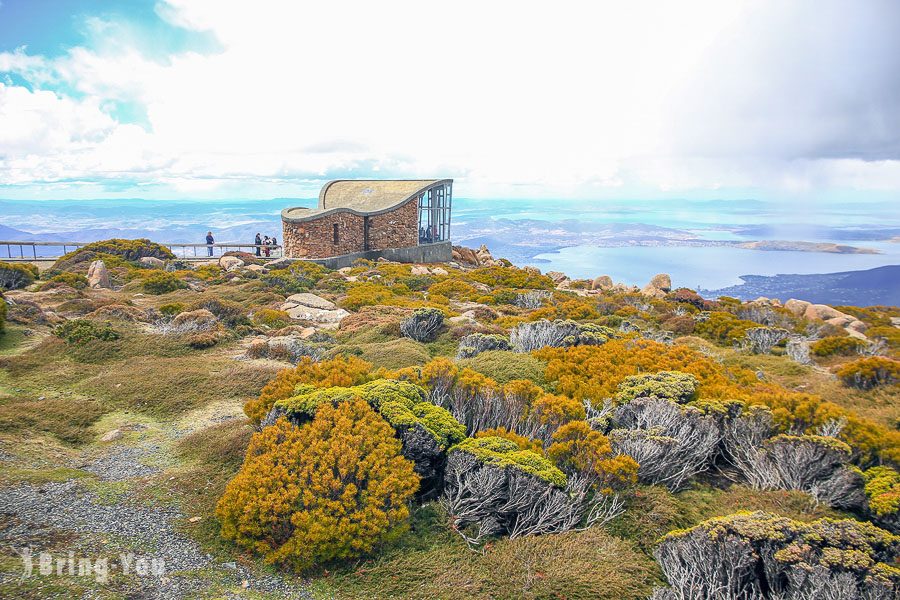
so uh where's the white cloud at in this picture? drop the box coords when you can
[0,0,898,198]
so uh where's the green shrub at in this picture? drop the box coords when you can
[352,338,431,370]
[695,311,755,344]
[0,261,38,290]
[864,466,900,518]
[189,297,248,327]
[142,271,188,295]
[614,371,699,404]
[468,266,555,290]
[457,350,547,386]
[158,302,186,317]
[39,272,89,290]
[0,293,6,333]
[811,336,866,357]
[261,261,329,294]
[53,319,120,344]
[449,436,567,487]
[836,357,900,389]
[276,379,465,449]
[253,308,291,328]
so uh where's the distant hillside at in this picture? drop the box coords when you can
[702,265,900,306]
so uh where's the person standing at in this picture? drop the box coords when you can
[206,231,214,257]
[271,236,278,257]
[263,235,271,257]
[254,233,262,257]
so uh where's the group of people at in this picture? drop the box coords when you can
[202,231,279,257]
[254,233,278,257]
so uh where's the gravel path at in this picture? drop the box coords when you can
[0,426,313,599]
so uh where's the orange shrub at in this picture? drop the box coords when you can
[547,420,638,490]
[531,393,586,429]
[244,356,373,424]
[835,357,900,390]
[536,339,754,404]
[475,427,545,454]
[216,400,418,571]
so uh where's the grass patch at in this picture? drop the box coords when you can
[457,350,548,386]
[77,359,276,417]
[0,396,106,444]
[0,325,27,355]
[321,504,656,600]
[0,466,92,485]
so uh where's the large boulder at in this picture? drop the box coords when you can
[281,292,336,311]
[218,255,244,271]
[475,244,496,266]
[410,265,431,276]
[86,260,110,289]
[592,275,614,290]
[451,245,479,266]
[139,256,165,268]
[640,273,672,298]
[784,298,811,317]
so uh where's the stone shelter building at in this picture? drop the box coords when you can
[281,179,453,266]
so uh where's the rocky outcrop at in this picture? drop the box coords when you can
[218,255,244,271]
[86,260,110,289]
[280,292,348,326]
[451,244,498,267]
[641,273,672,298]
[785,298,868,338]
[139,256,165,268]
[592,275,614,291]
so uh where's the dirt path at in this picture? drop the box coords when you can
[0,410,313,599]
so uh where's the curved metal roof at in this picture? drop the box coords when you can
[281,179,451,223]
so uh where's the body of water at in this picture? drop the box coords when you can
[1,196,897,290]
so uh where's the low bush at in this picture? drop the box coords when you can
[158,302,186,317]
[609,398,721,491]
[694,311,755,345]
[39,272,89,290]
[510,319,616,352]
[142,271,188,295]
[0,293,6,333]
[864,467,900,532]
[190,297,249,328]
[457,350,546,386]
[53,319,120,345]
[653,512,900,599]
[456,333,511,359]
[812,335,867,357]
[442,436,623,544]
[216,401,419,571]
[400,307,445,342]
[547,421,638,490]
[0,261,38,290]
[252,308,292,328]
[261,261,329,295]
[742,326,789,354]
[244,355,373,425]
[613,371,699,404]
[836,357,900,390]
[467,266,555,290]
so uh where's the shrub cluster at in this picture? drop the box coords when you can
[142,271,188,295]
[399,307,445,342]
[217,401,419,571]
[613,371,699,404]
[653,512,900,600]
[0,261,38,290]
[836,357,900,390]
[0,293,6,333]
[812,335,867,357]
[456,332,511,358]
[510,319,616,352]
[39,272,89,290]
[53,319,120,345]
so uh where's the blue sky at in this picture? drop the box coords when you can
[0,1,898,201]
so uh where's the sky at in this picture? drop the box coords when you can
[0,0,898,201]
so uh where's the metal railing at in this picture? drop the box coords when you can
[0,241,282,261]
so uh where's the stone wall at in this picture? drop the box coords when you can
[282,211,365,258]
[282,197,419,259]
[368,198,419,251]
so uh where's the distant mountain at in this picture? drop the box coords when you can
[702,265,900,306]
